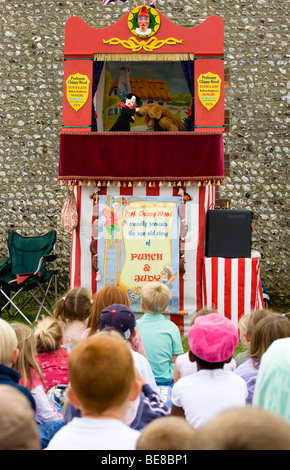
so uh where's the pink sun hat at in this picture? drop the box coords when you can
[188,313,239,363]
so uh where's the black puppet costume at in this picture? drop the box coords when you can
[110,93,139,132]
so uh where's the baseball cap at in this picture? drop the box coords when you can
[188,313,239,363]
[98,304,135,340]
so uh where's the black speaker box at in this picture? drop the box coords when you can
[205,209,252,258]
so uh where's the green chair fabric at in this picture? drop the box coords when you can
[0,231,58,323]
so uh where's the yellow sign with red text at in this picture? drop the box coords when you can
[197,72,222,110]
[120,200,177,291]
[66,73,90,111]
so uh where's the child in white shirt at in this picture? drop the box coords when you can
[171,313,248,430]
[47,334,141,450]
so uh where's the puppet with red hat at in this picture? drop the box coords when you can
[110,93,140,132]
[135,5,152,36]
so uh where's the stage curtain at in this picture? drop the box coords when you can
[181,61,195,131]
[92,60,104,132]
[58,132,224,183]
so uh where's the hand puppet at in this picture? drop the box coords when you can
[136,103,184,132]
[110,93,138,132]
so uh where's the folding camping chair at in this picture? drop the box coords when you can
[0,231,58,325]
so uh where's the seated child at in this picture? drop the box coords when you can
[199,406,290,450]
[253,336,290,424]
[136,282,184,385]
[234,313,251,367]
[0,385,41,450]
[34,316,69,393]
[171,313,248,430]
[11,322,63,424]
[46,334,142,450]
[98,304,157,391]
[235,308,270,369]
[83,285,147,357]
[53,287,93,352]
[235,312,290,404]
[64,328,169,431]
[11,322,64,448]
[0,318,35,411]
[136,416,200,450]
[174,308,236,383]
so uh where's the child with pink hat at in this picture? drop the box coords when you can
[171,313,248,430]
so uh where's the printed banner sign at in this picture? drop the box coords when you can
[66,73,90,111]
[197,72,221,110]
[97,195,180,313]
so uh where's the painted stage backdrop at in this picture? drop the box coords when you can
[99,62,190,132]
[98,195,179,313]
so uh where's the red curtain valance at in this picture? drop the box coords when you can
[58,132,224,184]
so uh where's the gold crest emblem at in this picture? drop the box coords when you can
[66,73,90,111]
[197,72,221,110]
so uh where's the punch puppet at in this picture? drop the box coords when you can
[110,93,140,132]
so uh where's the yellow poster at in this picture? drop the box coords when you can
[97,196,180,312]
[120,200,177,290]
[66,73,90,111]
[197,72,221,110]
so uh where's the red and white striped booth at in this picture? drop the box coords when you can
[58,11,261,335]
[202,256,264,328]
[69,183,216,334]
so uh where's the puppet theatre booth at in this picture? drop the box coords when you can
[58,5,263,333]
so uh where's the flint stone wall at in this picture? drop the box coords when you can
[0,0,289,307]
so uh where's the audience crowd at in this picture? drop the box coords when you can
[0,281,289,451]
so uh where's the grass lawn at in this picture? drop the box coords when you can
[0,291,58,326]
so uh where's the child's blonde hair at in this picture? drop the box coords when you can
[34,315,65,353]
[238,314,251,346]
[68,334,136,414]
[141,282,171,314]
[54,287,93,323]
[11,322,43,390]
[0,318,18,367]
